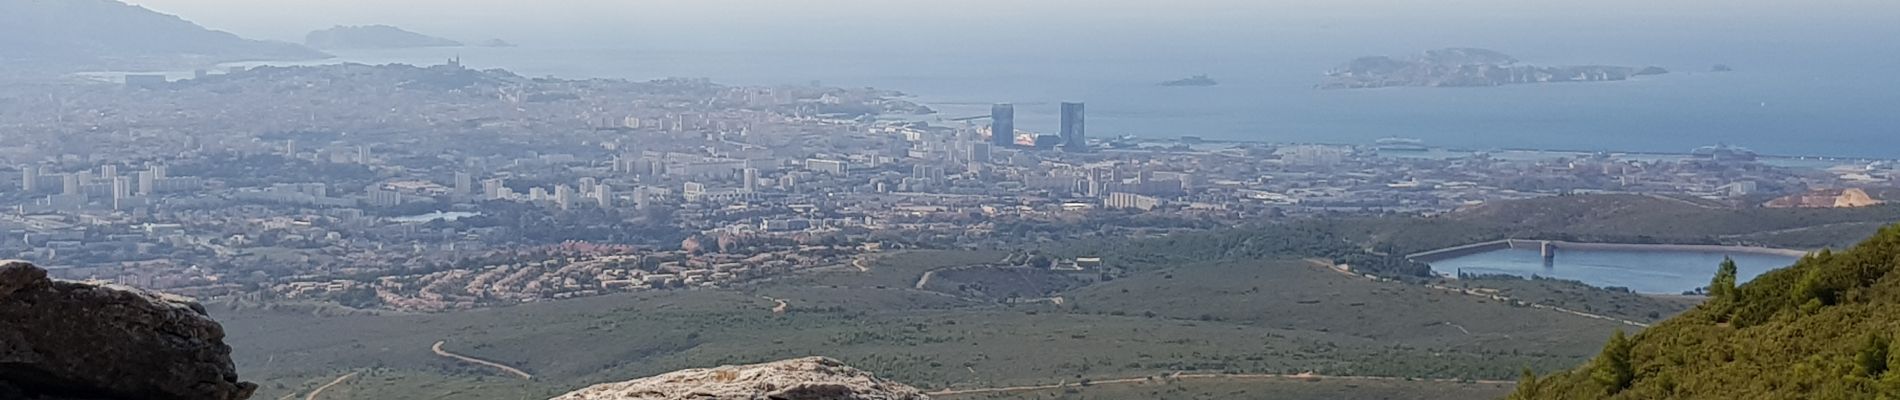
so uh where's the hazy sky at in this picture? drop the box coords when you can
[120,0,1900,69]
[126,0,1898,43]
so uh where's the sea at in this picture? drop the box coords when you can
[217,42,1900,160]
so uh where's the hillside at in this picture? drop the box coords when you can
[1514,225,1900,398]
[1338,194,1900,254]
[0,0,328,72]
[214,250,1630,400]
[305,25,463,50]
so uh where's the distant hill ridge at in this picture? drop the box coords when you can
[1514,225,1900,398]
[0,0,328,72]
[305,25,463,50]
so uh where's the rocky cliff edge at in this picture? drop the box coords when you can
[0,260,255,400]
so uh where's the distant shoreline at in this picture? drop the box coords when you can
[1121,136,1899,164]
[85,53,1900,164]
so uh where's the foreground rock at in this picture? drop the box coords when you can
[0,261,255,400]
[551,357,927,400]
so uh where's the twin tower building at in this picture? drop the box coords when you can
[991,102,1086,152]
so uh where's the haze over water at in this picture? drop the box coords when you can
[145,0,1900,158]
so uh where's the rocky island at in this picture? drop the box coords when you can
[305,25,463,50]
[1159,74,1219,87]
[1320,48,1668,89]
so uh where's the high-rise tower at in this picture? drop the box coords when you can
[1060,102,1086,152]
[990,103,1015,147]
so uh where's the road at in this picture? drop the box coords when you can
[432,340,534,380]
[303,371,358,400]
[928,371,1512,397]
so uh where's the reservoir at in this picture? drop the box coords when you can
[390,211,481,223]
[1424,243,1804,294]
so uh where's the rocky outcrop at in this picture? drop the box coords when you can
[551,357,927,400]
[0,261,255,400]
[1321,48,1668,89]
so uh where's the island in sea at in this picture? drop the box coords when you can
[1320,48,1668,89]
[305,25,463,50]
[1159,74,1219,87]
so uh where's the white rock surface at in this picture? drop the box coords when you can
[551,357,928,400]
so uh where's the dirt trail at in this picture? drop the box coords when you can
[432,340,534,380]
[303,371,358,400]
[758,295,790,313]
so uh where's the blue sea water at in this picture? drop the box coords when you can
[1428,248,1801,294]
[229,43,1900,159]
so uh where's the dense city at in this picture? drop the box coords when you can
[0,61,1887,311]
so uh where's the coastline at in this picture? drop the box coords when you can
[167,50,1898,164]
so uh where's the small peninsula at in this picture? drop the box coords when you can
[1160,74,1219,87]
[0,0,328,72]
[1321,48,1668,89]
[305,25,462,50]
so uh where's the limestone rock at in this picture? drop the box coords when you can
[0,260,256,400]
[551,357,928,400]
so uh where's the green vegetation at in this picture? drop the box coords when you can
[1515,225,1900,399]
[1442,275,1699,324]
[1335,194,1900,254]
[214,194,1900,399]
[937,378,1514,400]
[1052,194,1900,281]
[1051,223,1431,277]
[217,251,1627,400]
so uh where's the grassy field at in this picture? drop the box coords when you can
[216,250,1631,400]
[935,377,1516,400]
[1335,194,1900,253]
[1439,276,1703,324]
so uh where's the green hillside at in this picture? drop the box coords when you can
[1341,194,1900,254]
[217,251,1630,400]
[1515,225,1900,399]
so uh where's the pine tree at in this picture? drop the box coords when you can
[1592,330,1636,394]
[1711,257,1738,300]
[1509,367,1541,400]
[1862,334,1892,378]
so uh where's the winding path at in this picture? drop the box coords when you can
[303,371,358,400]
[758,295,790,313]
[432,340,535,380]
